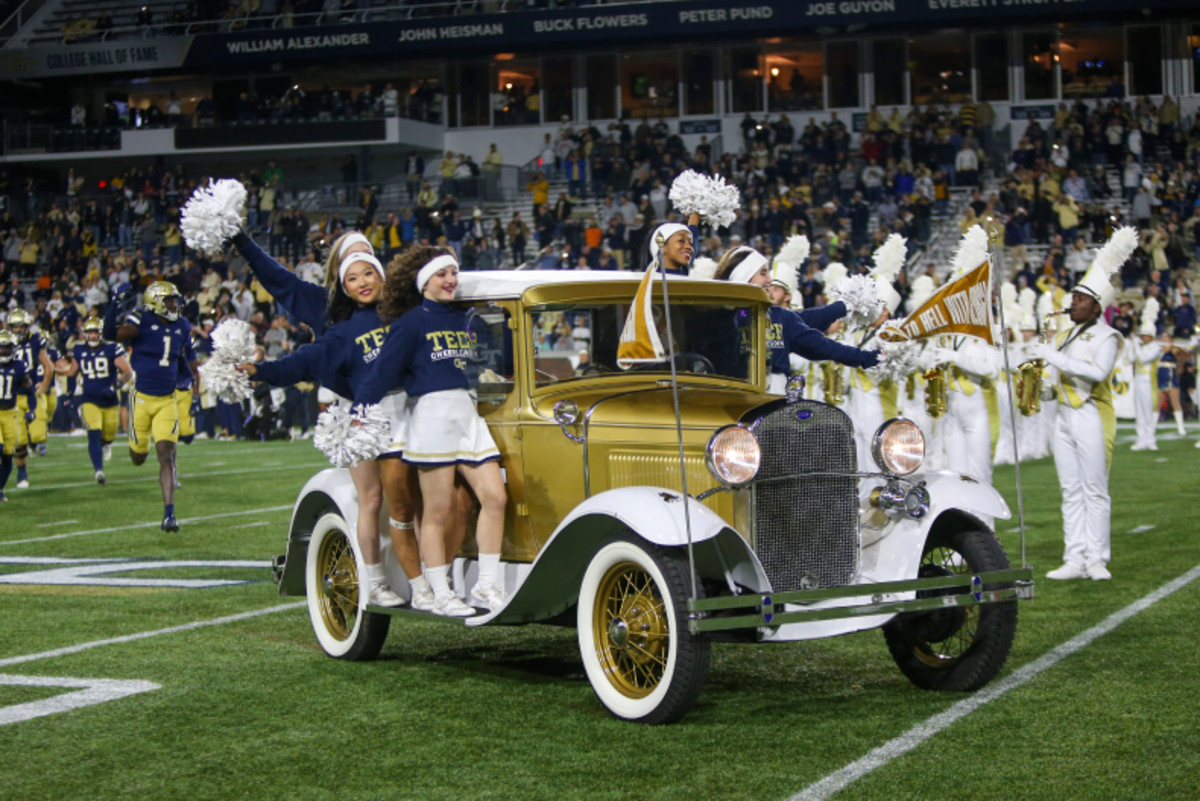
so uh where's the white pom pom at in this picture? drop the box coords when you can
[668,170,741,229]
[865,336,925,384]
[198,358,252,404]
[949,225,990,280]
[831,274,883,329]
[181,179,247,257]
[690,257,719,280]
[313,403,392,468]
[210,318,258,365]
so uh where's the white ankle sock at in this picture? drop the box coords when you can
[1175,411,1186,432]
[426,566,451,598]
[409,575,430,595]
[477,553,500,586]
[363,562,385,586]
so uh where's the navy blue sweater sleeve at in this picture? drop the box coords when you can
[783,311,878,368]
[233,233,329,333]
[253,331,338,388]
[797,301,847,333]
[355,317,417,406]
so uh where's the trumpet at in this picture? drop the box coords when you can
[1016,310,1065,417]
[924,366,947,419]
[822,361,844,406]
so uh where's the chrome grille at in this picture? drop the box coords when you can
[751,401,859,591]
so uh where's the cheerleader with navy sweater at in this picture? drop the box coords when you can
[710,246,879,393]
[357,249,508,618]
[238,250,417,609]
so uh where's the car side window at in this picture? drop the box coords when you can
[464,304,514,400]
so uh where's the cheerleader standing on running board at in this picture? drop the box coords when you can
[357,248,508,618]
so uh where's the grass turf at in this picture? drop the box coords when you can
[1,429,1198,800]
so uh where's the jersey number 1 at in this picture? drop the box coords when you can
[159,335,173,367]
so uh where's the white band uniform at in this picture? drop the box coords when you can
[402,388,500,467]
[416,254,459,291]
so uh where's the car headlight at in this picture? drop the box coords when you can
[705,425,761,487]
[871,418,924,475]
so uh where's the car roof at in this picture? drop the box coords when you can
[456,269,725,301]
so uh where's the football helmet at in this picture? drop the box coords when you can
[145,281,183,322]
[0,330,15,363]
[7,308,32,342]
[83,317,104,347]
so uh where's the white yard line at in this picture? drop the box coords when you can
[9,462,325,492]
[35,521,79,528]
[789,563,1200,801]
[0,506,293,546]
[0,602,307,668]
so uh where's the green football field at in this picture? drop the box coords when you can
[1,425,1198,801]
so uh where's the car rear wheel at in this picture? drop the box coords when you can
[577,537,710,724]
[883,525,1017,691]
[305,512,390,661]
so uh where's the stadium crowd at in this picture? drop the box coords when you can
[2,94,1199,447]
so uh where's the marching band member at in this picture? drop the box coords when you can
[1130,297,1166,451]
[1029,228,1136,581]
[1013,289,1043,461]
[992,283,1022,466]
[928,227,1002,487]
[897,275,946,471]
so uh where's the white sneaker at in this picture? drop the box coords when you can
[431,593,475,617]
[410,577,436,611]
[469,581,509,612]
[1046,563,1089,580]
[1087,562,1112,581]
[1130,443,1146,451]
[95,470,107,485]
[103,444,112,462]
[1195,439,1200,449]
[15,479,28,489]
[367,582,406,608]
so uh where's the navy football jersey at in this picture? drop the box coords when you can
[125,309,194,396]
[72,342,126,407]
[14,330,51,384]
[0,359,33,409]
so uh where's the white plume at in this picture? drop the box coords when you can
[870,233,907,285]
[1140,296,1160,336]
[180,179,247,257]
[668,170,741,229]
[819,261,848,290]
[949,225,990,280]
[1090,226,1139,282]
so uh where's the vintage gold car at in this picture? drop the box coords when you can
[273,270,1032,724]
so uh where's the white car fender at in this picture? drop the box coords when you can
[472,487,768,626]
[920,469,1012,521]
[288,467,361,540]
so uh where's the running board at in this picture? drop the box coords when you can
[687,567,1034,633]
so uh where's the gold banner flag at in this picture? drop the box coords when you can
[616,260,667,368]
[880,259,995,345]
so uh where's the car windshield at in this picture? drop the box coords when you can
[530,301,755,386]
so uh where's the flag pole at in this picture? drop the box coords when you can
[654,235,698,602]
[988,224,1029,572]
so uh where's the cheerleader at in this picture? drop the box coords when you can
[705,245,879,394]
[635,215,701,275]
[233,229,433,610]
[357,248,508,618]
[239,248,413,609]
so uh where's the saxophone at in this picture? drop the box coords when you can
[924,366,947,418]
[1016,311,1064,416]
[822,361,844,406]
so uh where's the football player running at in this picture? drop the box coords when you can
[0,331,37,503]
[103,281,199,532]
[7,308,57,487]
[66,317,132,485]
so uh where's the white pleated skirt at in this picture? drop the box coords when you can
[402,388,499,467]
[378,391,409,458]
